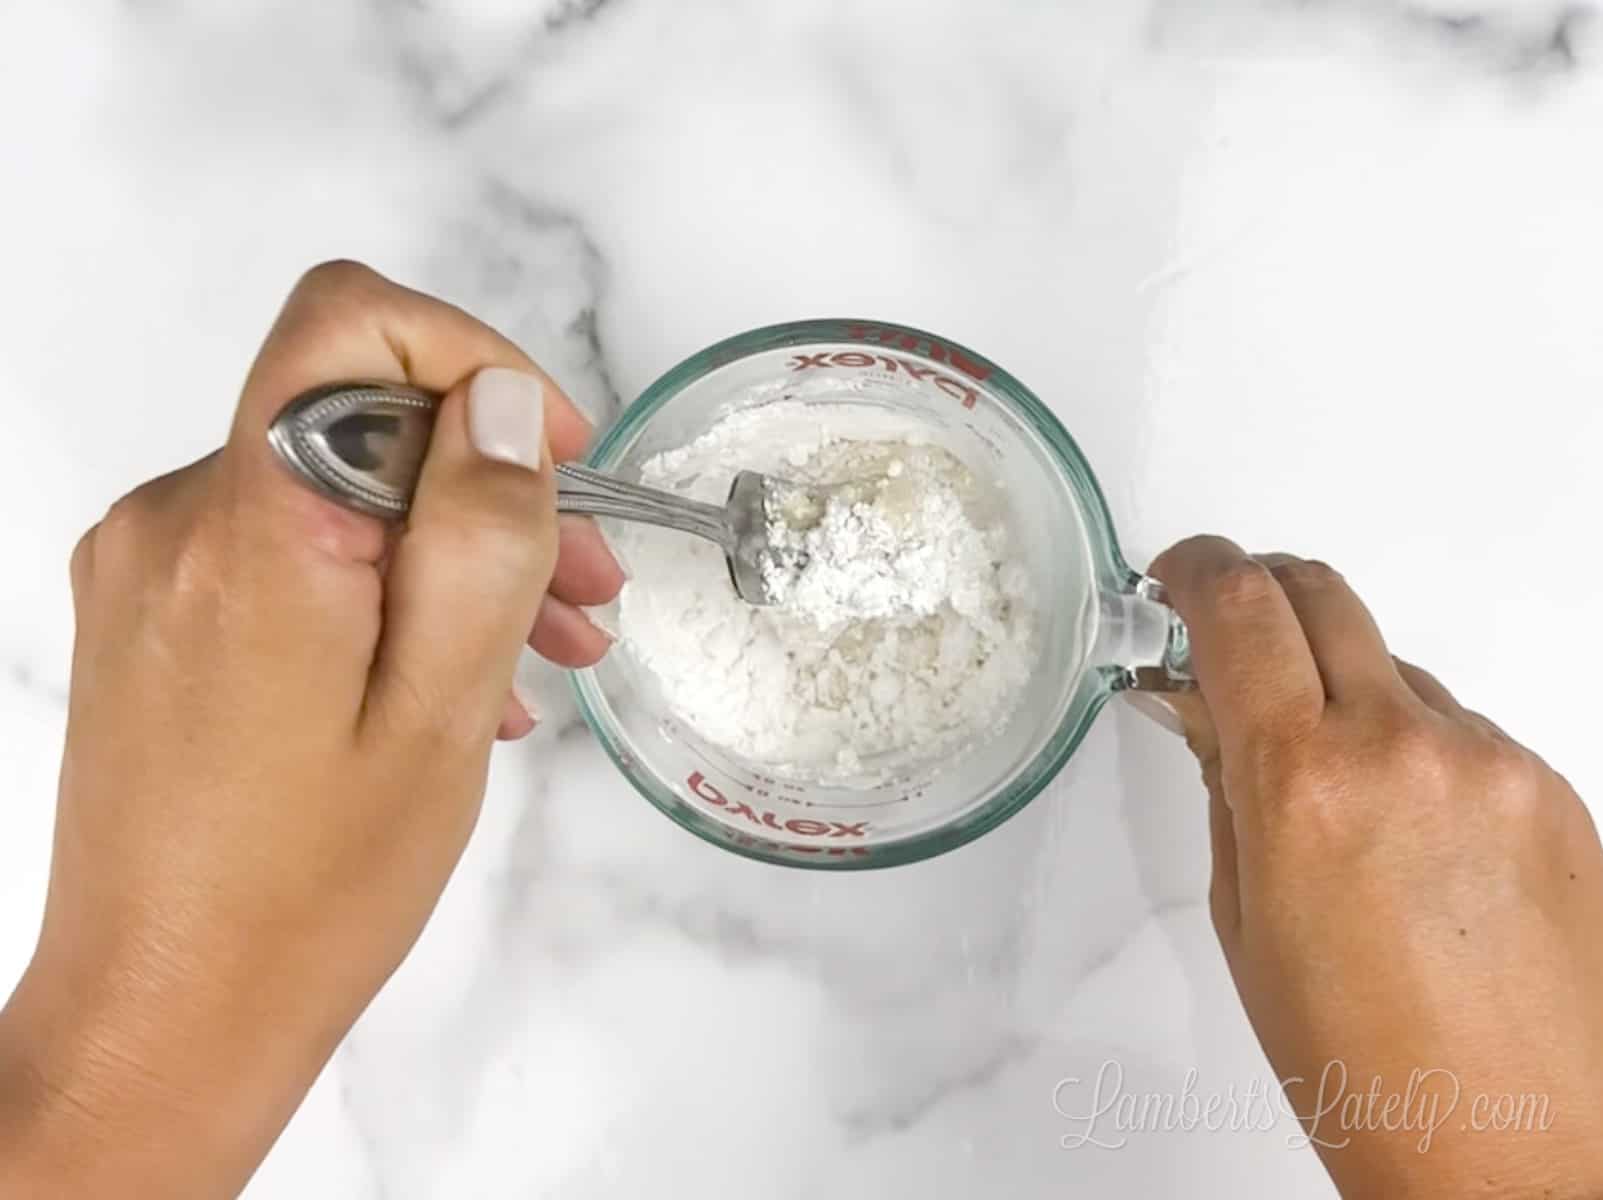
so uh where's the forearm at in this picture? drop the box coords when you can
[0,1005,212,1198]
[0,944,349,1199]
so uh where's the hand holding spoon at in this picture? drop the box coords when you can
[267,382,811,605]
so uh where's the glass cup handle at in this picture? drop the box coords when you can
[1103,575,1195,694]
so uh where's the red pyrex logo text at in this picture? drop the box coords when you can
[687,771,870,857]
[786,323,993,410]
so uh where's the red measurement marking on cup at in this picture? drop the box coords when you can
[843,323,993,383]
[723,830,873,859]
[726,771,808,801]
[786,327,987,410]
[687,771,870,849]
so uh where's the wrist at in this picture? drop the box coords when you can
[0,965,145,1194]
[0,934,350,1198]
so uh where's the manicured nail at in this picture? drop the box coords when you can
[511,679,542,726]
[469,367,545,471]
[585,607,620,643]
[602,542,629,587]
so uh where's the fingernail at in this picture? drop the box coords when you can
[585,607,620,643]
[469,367,545,471]
[603,543,629,586]
[1123,692,1186,736]
[512,679,542,726]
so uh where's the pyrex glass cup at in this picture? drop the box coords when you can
[573,319,1192,869]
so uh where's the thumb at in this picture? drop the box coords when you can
[366,366,558,738]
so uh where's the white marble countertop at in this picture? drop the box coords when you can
[3,1,1601,1195]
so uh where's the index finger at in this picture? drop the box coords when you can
[1148,535,1325,750]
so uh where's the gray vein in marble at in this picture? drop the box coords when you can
[6,660,68,710]
[830,901,1210,1143]
[840,1032,1039,1143]
[483,183,622,420]
[427,182,621,426]
[1151,0,1599,72]
[541,0,617,33]
[565,302,624,421]
[380,0,625,128]
[377,2,510,128]
[513,864,812,970]
[1406,2,1597,69]
[333,766,558,1199]
[1069,898,1208,988]
[334,1064,390,1200]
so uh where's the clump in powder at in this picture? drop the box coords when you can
[615,402,1037,783]
[762,447,1004,632]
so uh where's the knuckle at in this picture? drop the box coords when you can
[166,520,223,605]
[1266,687,1326,743]
[1254,708,1549,862]
[69,526,97,594]
[420,506,557,582]
[1362,705,1455,793]
[298,257,379,290]
[1267,557,1344,592]
[1165,533,1234,562]
[1148,535,1235,592]
[92,481,224,606]
[373,667,483,752]
[1266,712,1447,842]
[1394,657,1447,699]
[96,492,152,553]
[423,521,515,576]
[1254,733,1328,809]
[1207,880,1239,938]
[292,258,384,305]
[1472,738,1545,817]
[1253,729,1379,856]
[1206,557,1280,613]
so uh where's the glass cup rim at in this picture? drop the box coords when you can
[571,317,1143,869]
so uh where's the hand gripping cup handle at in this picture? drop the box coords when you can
[1102,574,1195,695]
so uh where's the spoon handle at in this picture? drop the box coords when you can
[266,381,733,547]
[551,463,733,546]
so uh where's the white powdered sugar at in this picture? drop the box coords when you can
[615,402,1037,782]
[761,449,1003,631]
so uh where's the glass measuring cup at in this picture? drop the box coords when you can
[573,319,1192,869]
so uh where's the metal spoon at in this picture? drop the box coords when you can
[266,381,805,604]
